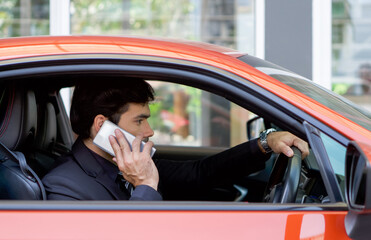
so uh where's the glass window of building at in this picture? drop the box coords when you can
[332,0,371,112]
[0,0,49,37]
[70,0,255,53]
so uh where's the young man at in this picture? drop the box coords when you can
[42,78,309,201]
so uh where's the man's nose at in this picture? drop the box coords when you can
[143,122,154,138]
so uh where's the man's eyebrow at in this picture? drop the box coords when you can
[134,114,151,119]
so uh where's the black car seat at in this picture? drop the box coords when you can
[0,84,46,200]
[29,101,58,178]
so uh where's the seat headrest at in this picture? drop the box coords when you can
[0,85,37,150]
[35,102,57,150]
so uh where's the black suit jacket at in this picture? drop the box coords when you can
[42,137,268,200]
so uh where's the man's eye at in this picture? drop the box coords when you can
[137,120,143,124]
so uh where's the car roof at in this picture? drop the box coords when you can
[0,35,244,60]
[0,35,261,82]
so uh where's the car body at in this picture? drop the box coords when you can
[0,36,370,240]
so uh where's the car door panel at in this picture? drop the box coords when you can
[0,207,349,240]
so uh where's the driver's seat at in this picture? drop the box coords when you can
[0,84,46,200]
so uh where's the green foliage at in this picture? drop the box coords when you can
[0,0,17,37]
[0,0,49,37]
[182,85,201,117]
[148,82,201,133]
[148,101,164,131]
[332,83,351,95]
[71,0,195,39]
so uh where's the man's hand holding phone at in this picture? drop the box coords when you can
[109,129,159,191]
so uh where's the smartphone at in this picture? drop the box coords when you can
[93,120,156,157]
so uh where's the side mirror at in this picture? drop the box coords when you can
[246,116,265,139]
[345,142,371,240]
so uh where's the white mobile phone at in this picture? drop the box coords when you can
[93,120,156,157]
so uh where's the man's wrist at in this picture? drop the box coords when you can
[259,128,276,154]
[136,180,158,191]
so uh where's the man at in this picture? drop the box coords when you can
[346,63,371,95]
[42,78,309,201]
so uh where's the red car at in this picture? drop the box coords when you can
[0,36,370,240]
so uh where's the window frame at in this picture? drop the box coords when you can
[0,53,350,210]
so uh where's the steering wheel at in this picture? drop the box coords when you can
[263,146,302,203]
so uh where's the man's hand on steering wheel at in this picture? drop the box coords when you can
[265,131,309,159]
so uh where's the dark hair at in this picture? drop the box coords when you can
[70,77,154,139]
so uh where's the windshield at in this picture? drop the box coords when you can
[238,55,371,131]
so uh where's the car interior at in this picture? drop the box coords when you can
[0,72,333,204]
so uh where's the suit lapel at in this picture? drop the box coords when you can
[95,172,127,200]
[72,138,128,200]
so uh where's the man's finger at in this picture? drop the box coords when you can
[131,134,143,153]
[142,141,154,156]
[291,138,309,159]
[109,135,125,168]
[115,129,131,154]
[296,142,310,159]
[282,145,294,158]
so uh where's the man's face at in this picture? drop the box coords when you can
[359,65,371,84]
[117,103,154,141]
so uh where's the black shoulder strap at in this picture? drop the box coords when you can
[0,141,46,200]
[0,141,30,176]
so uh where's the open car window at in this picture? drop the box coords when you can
[58,80,334,204]
[148,81,255,148]
[62,81,255,148]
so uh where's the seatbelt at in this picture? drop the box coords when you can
[0,141,46,200]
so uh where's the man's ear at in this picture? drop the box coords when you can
[93,114,107,134]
